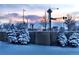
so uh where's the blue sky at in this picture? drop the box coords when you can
[0,4,79,23]
[0,4,74,15]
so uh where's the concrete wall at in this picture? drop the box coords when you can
[29,32,35,44]
[0,32,7,41]
[35,32,50,45]
[30,32,58,45]
[50,32,58,46]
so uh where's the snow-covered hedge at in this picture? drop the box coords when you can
[68,32,79,47]
[7,29,30,45]
[17,29,30,45]
[57,33,67,47]
[57,32,79,47]
[7,23,30,45]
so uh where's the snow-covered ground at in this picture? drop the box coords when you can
[0,41,79,55]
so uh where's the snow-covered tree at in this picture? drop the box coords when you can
[7,23,30,45]
[7,24,18,43]
[68,32,79,47]
[17,29,30,44]
[57,32,67,47]
[64,14,76,31]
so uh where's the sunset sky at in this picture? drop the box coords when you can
[0,4,79,23]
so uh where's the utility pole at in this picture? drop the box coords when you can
[9,19,12,24]
[23,9,26,24]
[23,9,29,29]
[44,11,47,31]
[27,18,28,29]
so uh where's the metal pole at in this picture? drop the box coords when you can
[23,9,25,24]
[47,8,59,45]
[27,18,28,29]
[45,11,47,31]
[47,8,52,31]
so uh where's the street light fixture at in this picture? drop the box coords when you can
[47,8,59,31]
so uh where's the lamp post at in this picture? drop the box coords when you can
[27,18,28,29]
[47,8,52,31]
[47,8,59,31]
[47,8,59,45]
[44,11,47,31]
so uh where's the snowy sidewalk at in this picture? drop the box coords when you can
[0,41,79,55]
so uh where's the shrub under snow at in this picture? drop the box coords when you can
[68,32,79,47]
[7,29,30,45]
[57,33,67,47]
[7,23,30,45]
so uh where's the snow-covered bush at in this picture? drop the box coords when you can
[7,31,18,43]
[7,23,30,45]
[57,33,67,47]
[68,32,79,47]
[17,29,30,45]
